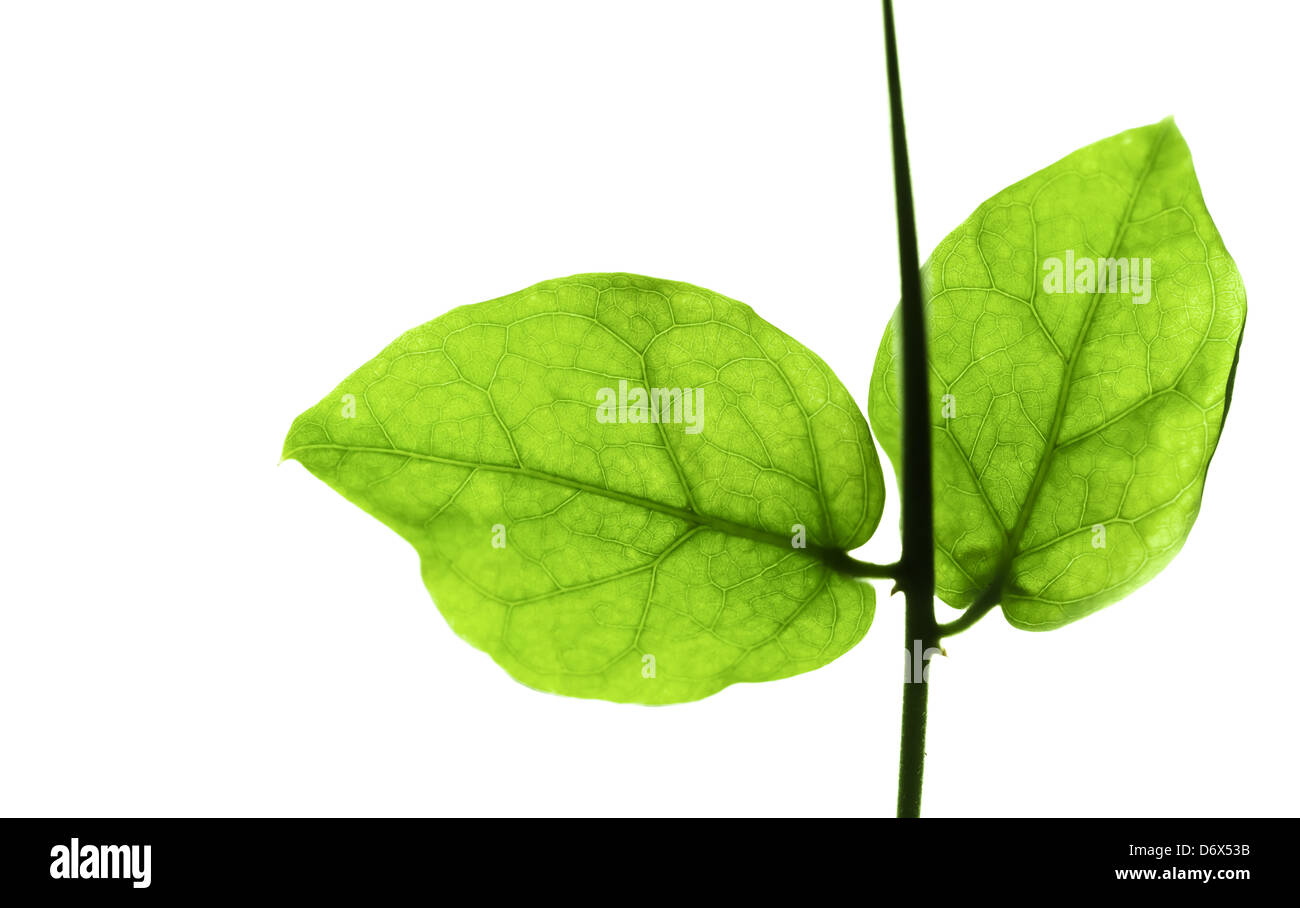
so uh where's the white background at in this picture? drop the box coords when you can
[3,1,1297,817]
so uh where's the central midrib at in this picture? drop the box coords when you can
[285,442,856,566]
[990,121,1171,599]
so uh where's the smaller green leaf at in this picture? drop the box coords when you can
[868,119,1246,630]
[284,274,885,703]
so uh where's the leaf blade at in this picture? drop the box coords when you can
[285,273,884,702]
[868,120,1246,629]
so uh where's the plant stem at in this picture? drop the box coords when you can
[936,595,998,637]
[881,0,939,819]
[829,555,901,579]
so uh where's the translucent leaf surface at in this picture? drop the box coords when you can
[286,274,885,702]
[869,120,1245,629]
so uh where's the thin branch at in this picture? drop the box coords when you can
[882,0,937,820]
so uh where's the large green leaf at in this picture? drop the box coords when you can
[869,119,1245,630]
[285,274,885,703]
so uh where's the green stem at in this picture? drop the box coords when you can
[881,0,939,819]
[830,556,901,579]
[936,597,999,637]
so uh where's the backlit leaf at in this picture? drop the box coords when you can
[285,274,885,702]
[868,119,1245,629]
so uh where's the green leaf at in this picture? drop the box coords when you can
[284,274,885,703]
[869,119,1245,630]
